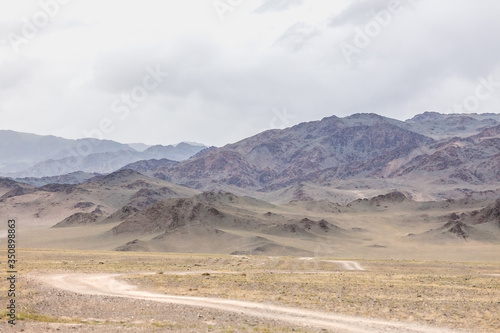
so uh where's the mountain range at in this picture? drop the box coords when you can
[1,111,500,259]
[119,112,500,202]
[3,112,500,202]
[0,130,207,178]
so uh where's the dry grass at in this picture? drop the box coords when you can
[128,260,500,332]
[2,249,500,332]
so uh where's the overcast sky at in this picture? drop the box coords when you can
[1,0,500,147]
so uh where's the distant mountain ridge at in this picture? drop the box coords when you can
[0,130,133,173]
[13,171,100,187]
[0,130,207,177]
[405,112,500,139]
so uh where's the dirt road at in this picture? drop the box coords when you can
[40,273,457,333]
[298,259,365,271]
[323,260,366,271]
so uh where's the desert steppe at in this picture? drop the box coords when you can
[0,249,499,332]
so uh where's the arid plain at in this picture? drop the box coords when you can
[0,250,498,332]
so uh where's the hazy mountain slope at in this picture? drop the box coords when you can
[118,147,217,180]
[119,158,179,177]
[15,150,148,178]
[7,142,206,178]
[127,143,150,152]
[405,112,500,140]
[0,130,134,173]
[405,112,500,139]
[142,142,208,161]
[0,129,206,177]
[13,171,101,187]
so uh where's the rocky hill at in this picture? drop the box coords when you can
[108,191,351,255]
[0,169,200,227]
[463,199,500,226]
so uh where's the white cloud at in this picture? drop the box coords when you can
[0,0,500,147]
[255,0,305,13]
[273,22,320,52]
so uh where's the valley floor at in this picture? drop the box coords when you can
[1,249,499,332]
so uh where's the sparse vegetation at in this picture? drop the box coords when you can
[1,249,498,332]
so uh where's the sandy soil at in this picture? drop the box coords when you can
[2,250,497,332]
[34,270,457,333]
